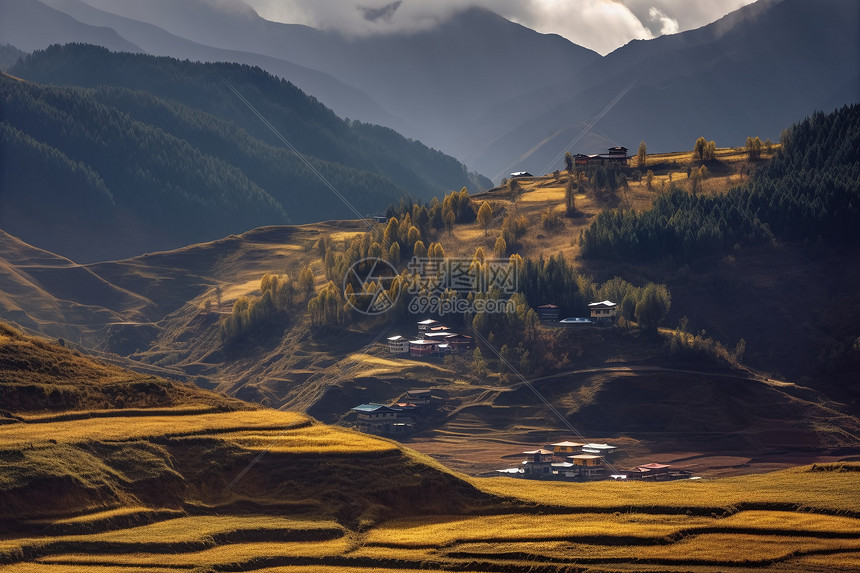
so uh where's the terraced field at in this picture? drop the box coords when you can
[2,324,860,572]
[4,476,860,572]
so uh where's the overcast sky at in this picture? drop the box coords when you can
[243,0,759,55]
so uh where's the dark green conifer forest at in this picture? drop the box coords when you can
[581,104,860,263]
[1,44,490,261]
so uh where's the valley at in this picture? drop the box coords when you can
[2,140,858,480]
[1,2,858,568]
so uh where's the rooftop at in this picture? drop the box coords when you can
[588,300,617,308]
[638,463,671,470]
[351,403,397,413]
[523,449,555,456]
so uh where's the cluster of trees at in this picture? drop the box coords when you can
[582,103,860,263]
[384,187,477,238]
[688,164,709,195]
[666,317,746,367]
[745,136,764,160]
[501,208,529,249]
[221,269,313,342]
[748,104,859,246]
[518,255,671,332]
[693,136,717,161]
[584,164,627,200]
[580,186,771,263]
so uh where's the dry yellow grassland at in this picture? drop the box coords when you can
[0,410,309,446]
[221,424,401,454]
[364,512,717,546]
[474,466,860,513]
[37,539,352,567]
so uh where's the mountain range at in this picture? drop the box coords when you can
[2,0,857,181]
[1,44,490,261]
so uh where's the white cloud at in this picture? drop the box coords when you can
[648,6,679,35]
[244,0,758,55]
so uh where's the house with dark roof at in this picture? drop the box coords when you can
[574,147,629,167]
[537,304,560,322]
[351,403,413,435]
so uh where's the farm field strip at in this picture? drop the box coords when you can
[441,535,860,566]
[363,511,860,550]
[472,471,860,514]
[0,410,310,446]
[34,539,353,567]
[4,497,860,571]
[221,427,400,453]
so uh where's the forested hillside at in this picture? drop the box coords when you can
[581,104,860,263]
[1,44,490,261]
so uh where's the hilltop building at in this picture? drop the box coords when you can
[573,147,629,167]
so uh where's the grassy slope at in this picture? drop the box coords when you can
[2,325,860,572]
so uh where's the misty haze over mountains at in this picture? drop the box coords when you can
[2,0,859,182]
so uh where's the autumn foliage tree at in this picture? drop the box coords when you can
[693,136,716,161]
[564,180,576,216]
[477,201,493,234]
[746,136,763,160]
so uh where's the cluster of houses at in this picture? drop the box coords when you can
[387,319,475,358]
[351,389,442,435]
[537,300,618,326]
[500,440,692,481]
